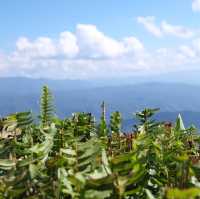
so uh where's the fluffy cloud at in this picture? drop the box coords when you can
[0,24,147,79]
[16,37,57,58]
[175,38,200,65]
[1,24,200,79]
[137,16,195,39]
[123,37,144,53]
[14,24,144,61]
[59,32,79,57]
[76,24,125,58]
[192,0,200,12]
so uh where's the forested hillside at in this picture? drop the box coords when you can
[1,86,200,198]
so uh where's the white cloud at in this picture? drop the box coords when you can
[59,31,79,57]
[16,34,79,59]
[179,45,196,58]
[16,37,57,58]
[123,37,144,52]
[1,24,200,79]
[16,37,30,51]
[192,0,200,12]
[137,16,195,39]
[192,38,200,53]
[137,16,162,37]
[0,24,147,79]
[161,21,194,38]
[14,24,144,61]
[76,24,125,58]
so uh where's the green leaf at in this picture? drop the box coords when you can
[0,159,15,170]
[145,189,156,199]
[84,190,112,199]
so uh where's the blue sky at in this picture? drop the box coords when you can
[0,0,197,50]
[1,0,200,79]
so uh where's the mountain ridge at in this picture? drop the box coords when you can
[1,77,200,130]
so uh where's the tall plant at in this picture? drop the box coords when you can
[110,111,122,134]
[98,101,108,137]
[40,85,55,126]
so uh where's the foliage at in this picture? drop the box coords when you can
[98,101,108,137]
[110,111,122,134]
[134,108,160,134]
[0,87,200,198]
[40,85,55,127]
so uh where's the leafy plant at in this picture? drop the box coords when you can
[110,111,122,135]
[40,85,55,127]
[98,101,108,137]
[0,87,200,198]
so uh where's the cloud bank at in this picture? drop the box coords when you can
[1,23,200,79]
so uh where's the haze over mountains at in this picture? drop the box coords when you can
[1,76,200,130]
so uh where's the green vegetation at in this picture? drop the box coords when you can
[0,86,200,198]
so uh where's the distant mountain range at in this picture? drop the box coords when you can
[1,77,200,130]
